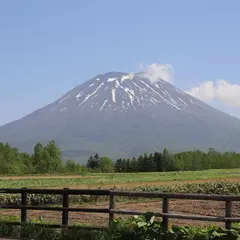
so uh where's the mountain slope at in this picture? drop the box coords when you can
[1,71,240,162]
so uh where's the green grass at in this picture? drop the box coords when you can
[0,168,240,188]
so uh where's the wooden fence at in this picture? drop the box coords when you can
[0,188,240,232]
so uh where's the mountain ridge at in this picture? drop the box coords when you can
[1,71,240,163]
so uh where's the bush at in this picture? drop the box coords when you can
[1,213,240,240]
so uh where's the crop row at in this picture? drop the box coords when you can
[134,181,240,195]
[0,181,239,206]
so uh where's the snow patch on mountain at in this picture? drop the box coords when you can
[52,72,212,115]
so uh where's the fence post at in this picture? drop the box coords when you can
[225,200,232,230]
[109,190,116,227]
[62,188,69,226]
[21,188,27,224]
[162,197,169,232]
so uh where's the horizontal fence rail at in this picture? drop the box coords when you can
[0,188,239,231]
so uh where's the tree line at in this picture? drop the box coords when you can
[1,140,240,175]
[87,148,240,172]
[0,141,85,174]
[114,148,240,172]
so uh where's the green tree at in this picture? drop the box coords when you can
[99,157,115,173]
[115,158,123,172]
[87,154,100,169]
[32,142,44,173]
[65,160,83,173]
[130,157,138,172]
[45,140,63,172]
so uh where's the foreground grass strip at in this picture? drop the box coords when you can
[1,213,240,240]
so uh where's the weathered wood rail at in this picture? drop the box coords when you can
[0,188,239,232]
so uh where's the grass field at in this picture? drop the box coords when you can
[0,168,240,189]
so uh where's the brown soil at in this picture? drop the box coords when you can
[0,175,96,180]
[2,199,240,228]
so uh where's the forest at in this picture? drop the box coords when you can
[0,141,84,174]
[1,140,240,174]
[113,148,240,172]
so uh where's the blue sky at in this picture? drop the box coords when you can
[1,0,240,125]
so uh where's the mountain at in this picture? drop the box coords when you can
[1,71,240,163]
